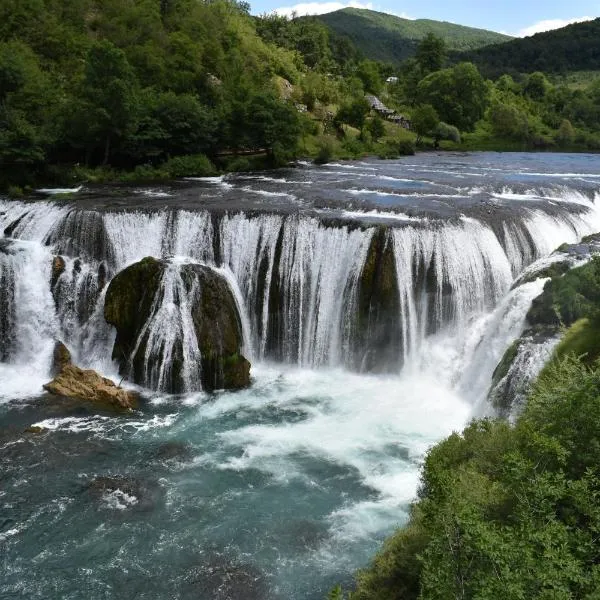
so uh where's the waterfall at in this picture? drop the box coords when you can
[1,181,599,397]
[0,240,59,371]
[128,262,203,392]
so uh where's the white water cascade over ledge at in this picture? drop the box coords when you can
[0,186,599,404]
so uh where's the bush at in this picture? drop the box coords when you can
[162,154,217,178]
[7,185,24,198]
[397,139,416,155]
[314,136,335,165]
[224,157,251,172]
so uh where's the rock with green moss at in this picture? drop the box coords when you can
[353,227,401,371]
[104,257,250,392]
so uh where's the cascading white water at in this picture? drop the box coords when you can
[0,240,60,400]
[392,218,514,365]
[220,212,283,358]
[277,217,374,367]
[129,261,203,392]
[1,180,599,397]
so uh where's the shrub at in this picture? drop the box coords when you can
[162,154,217,178]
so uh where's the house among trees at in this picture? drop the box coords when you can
[365,94,411,130]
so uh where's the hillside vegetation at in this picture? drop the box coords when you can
[1,1,599,195]
[310,8,511,64]
[463,17,600,77]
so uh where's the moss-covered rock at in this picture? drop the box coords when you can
[353,227,401,371]
[513,259,570,288]
[50,256,66,289]
[104,257,250,392]
[491,339,522,390]
[526,256,600,328]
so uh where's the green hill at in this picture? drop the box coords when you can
[308,8,511,64]
[462,17,600,77]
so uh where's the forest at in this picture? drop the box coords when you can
[0,1,599,193]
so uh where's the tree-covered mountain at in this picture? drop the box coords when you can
[463,17,600,77]
[307,8,511,64]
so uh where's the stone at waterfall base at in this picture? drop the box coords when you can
[43,342,138,412]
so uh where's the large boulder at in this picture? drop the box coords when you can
[104,257,250,393]
[43,341,138,411]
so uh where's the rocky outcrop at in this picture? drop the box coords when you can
[104,257,250,393]
[51,256,66,289]
[353,227,401,371]
[43,341,138,411]
[489,237,600,417]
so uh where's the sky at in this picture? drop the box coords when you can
[249,0,599,37]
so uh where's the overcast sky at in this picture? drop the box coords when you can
[249,0,598,37]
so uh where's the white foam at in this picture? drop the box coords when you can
[36,186,83,195]
[341,210,425,222]
[133,189,173,198]
[101,489,139,510]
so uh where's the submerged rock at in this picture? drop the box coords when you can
[184,555,269,600]
[86,476,161,511]
[43,341,138,412]
[153,441,193,462]
[104,257,250,393]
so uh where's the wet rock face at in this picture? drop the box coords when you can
[50,256,66,289]
[104,257,250,393]
[353,228,401,372]
[43,341,138,411]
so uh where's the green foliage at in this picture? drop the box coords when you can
[524,71,550,100]
[312,8,511,65]
[488,100,530,140]
[356,60,383,94]
[335,97,371,129]
[162,154,216,178]
[410,104,439,142]
[0,0,310,187]
[555,118,575,147]
[366,116,386,141]
[417,62,488,131]
[314,136,335,164]
[465,18,600,76]
[433,121,460,143]
[355,351,600,598]
[415,33,446,74]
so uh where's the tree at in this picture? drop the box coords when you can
[524,71,549,100]
[366,115,386,142]
[555,118,575,147]
[335,97,371,130]
[415,33,446,75]
[79,40,138,164]
[417,62,488,131]
[411,104,439,143]
[356,59,383,95]
[488,100,529,140]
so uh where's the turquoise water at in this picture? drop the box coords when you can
[0,365,469,599]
